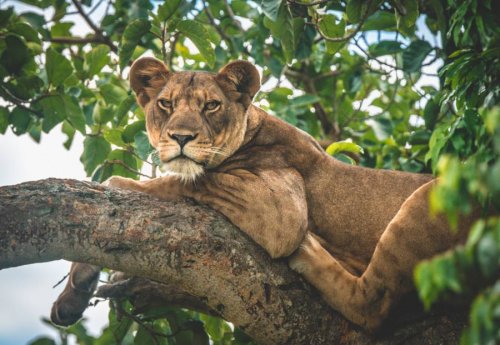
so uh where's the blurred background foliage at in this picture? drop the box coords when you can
[0,0,498,344]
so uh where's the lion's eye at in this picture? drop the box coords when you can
[158,99,172,110]
[204,100,221,112]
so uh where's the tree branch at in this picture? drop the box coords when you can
[0,179,468,345]
[70,0,117,53]
[316,0,372,43]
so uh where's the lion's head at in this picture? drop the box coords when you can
[129,57,261,181]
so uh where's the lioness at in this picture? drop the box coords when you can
[51,57,474,331]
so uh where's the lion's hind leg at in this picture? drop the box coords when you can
[289,233,393,331]
[290,181,461,331]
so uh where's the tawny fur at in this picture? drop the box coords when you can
[52,58,476,332]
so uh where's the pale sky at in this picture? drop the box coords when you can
[0,128,110,345]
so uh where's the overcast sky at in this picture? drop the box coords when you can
[0,129,110,345]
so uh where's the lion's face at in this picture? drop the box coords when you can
[129,58,260,181]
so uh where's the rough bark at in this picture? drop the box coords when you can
[0,179,467,344]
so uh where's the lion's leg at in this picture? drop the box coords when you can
[290,182,461,331]
[104,175,185,200]
[51,263,101,326]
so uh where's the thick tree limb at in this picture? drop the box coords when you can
[0,179,467,344]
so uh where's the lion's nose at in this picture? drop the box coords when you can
[170,133,197,149]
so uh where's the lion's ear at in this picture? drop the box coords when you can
[216,60,260,106]
[129,57,170,108]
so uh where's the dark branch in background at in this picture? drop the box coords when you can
[316,0,373,42]
[105,160,153,179]
[356,36,439,77]
[284,67,340,140]
[66,0,105,16]
[69,0,118,53]
[49,36,110,45]
[288,0,329,6]
[202,0,233,49]
[0,84,43,117]
[222,0,244,32]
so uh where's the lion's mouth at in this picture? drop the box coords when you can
[166,154,206,167]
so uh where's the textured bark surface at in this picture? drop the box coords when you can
[0,179,467,344]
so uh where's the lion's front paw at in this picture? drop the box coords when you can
[101,176,129,188]
[288,233,324,275]
[102,176,135,190]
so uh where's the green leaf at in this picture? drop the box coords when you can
[346,0,367,24]
[116,95,136,126]
[318,15,346,54]
[134,131,153,160]
[326,140,364,156]
[0,34,30,75]
[177,20,215,68]
[200,314,231,341]
[61,120,75,149]
[122,120,146,143]
[92,103,114,124]
[408,130,431,145]
[63,95,86,134]
[0,107,8,134]
[46,47,73,86]
[101,84,128,105]
[104,128,127,147]
[158,0,181,21]
[119,19,151,70]
[107,149,139,179]
[396,0,419,34]
[10,22,40,43]
[402,40,433,73]
[85,45,110,77]
[263,3,295,63]
[260,0,281,21]
[366,117,393,141]
[39,96,65,133]
[368,41,403,57]
[9,106,31,135]
[423,97,440,130]
[0,7,14,28]
[28,337,56,345]
[363,11,397,31]
[80,136,111,176]
[134,325,157,345]
[477,233,499,278]
[39,95,85,133]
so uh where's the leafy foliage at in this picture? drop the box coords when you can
[1,0,498,343]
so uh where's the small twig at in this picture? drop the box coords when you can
[354,38,439,77]
[66,0,104,16]
[312,70,341,81]
[49,36,107,45]
[115,302,180,343]
[316,0,372,43]
[167,33,179,70]
[0,85,43,117]
[70,0,117,52]
[223,0,244,31]
[161,21,168,65]
[284,66,335,137]
[202,0,233,48]
[105,160,153,179]
[52,273,69,288]
[287,0,328,6]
